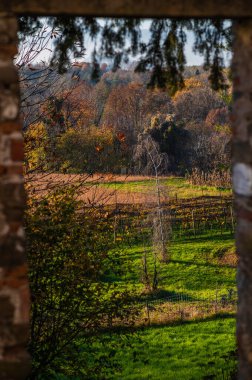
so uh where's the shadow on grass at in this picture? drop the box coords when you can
[98,313,236,337]
[172,232,234,245]
[138,289,197,303]
[171,259,236,270]
[139,312,236,330]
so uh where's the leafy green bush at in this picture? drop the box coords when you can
[26,188,136,379]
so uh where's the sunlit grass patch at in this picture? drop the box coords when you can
[111,317,236,380]
[102,176,232,199]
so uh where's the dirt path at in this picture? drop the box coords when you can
[25,173,166,205]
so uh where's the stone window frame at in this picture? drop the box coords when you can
[1,2,252,379]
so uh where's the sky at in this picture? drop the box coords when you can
[82,19,206,66]
[30,18,231,68]
[83,19,231,67]
[82,29,205,66]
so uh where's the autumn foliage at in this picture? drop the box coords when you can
[24,66,231,185]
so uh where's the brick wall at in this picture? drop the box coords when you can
[232,19,252,380]
[0,13,30,380]
[0,5,252,380]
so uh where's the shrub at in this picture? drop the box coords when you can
[26,187,136,379]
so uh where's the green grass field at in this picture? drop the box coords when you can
[99,178,236,379]
[102,177,232,199]
[113,232,236,299]
[111,317,236,380]
[106,231,237,379]
[59,178,237,379]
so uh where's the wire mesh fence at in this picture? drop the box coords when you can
[103,195,236,242]
[137,290,237,326]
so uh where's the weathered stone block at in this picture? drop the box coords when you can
[0,294,14,320]
[2,0,252,17]
[233,19,252,380]
[0,181,25,208]
[0,44,17,58]
[0,236,25,267]
[0,12,30,379]
[0,121,22,134]
[0,15,17,43]
[0,163,23,175]
[0,134,11,164]
[0,63,18,84]
[0,92,19,121]
[233,142,252,165]
[0,359,31,380]
[10,138,23,162]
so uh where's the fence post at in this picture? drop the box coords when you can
[192,210,196,237]
[146,300,150,326]
[230,206,234,234]
[215,286,219,314]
